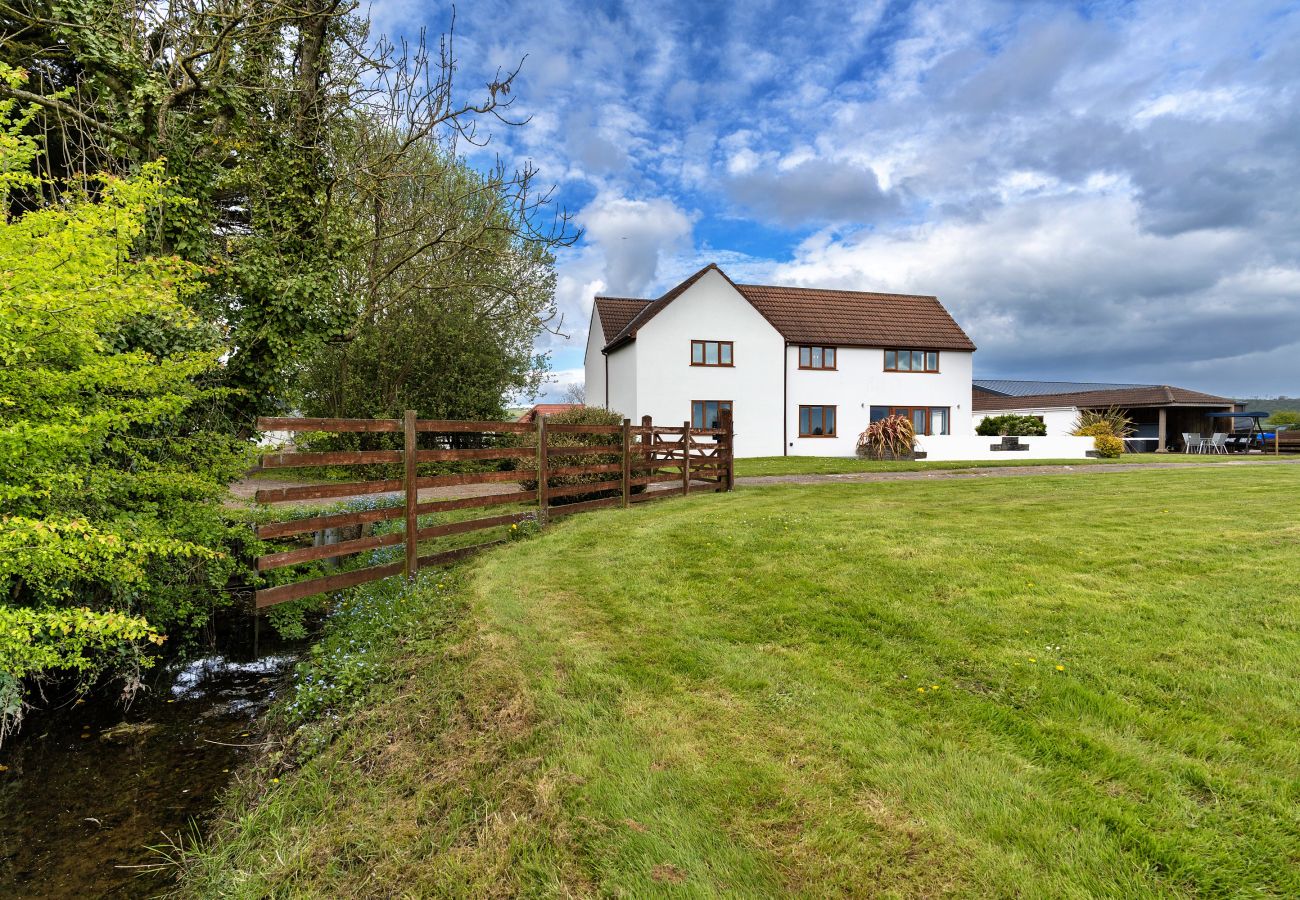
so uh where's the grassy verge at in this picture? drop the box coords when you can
[184,467,1300,896]
[179,568,578,895]
[735,453,1253,477]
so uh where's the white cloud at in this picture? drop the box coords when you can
[579,194,695,295]
[772,189,1300,389]
[392,0,1300,396]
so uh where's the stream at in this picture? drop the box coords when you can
[0,618,301,898]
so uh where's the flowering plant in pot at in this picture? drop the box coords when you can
[856,415,917,460]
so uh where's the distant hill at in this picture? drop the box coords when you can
[1235,398,1300,415]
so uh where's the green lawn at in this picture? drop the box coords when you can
[734,453,1249,477]
[186,468,1300,897]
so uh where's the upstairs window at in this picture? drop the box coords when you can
[691,340,733,366]
[884,349,939,373]
[798,346,837,370]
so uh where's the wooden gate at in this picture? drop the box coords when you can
[251,411,733,609]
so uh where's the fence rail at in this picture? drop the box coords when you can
[252,410,733,609]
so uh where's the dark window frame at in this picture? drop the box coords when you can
[878,405,951,436]
[691,399,733,430]
[798,404,837,438]
[690,340,734,367]
[797,345,838,370]
[884,348,941,373]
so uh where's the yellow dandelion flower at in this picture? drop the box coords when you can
[1056,665,1065,671]
[917,687,926,693]
[931,684,939,690]
[1029,657,1037,663]
[271,778,280,784]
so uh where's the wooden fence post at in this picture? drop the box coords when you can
[537,415,549,525]
[682,420,692,495]
[621,418,631,508]
[725,408,735,491]
[641,414,653,472]
[403,409,418,580]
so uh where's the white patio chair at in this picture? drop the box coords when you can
[1181,432,1203,454]
[1208,432,1228,455]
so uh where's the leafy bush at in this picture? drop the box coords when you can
[512,406,631,504]
[0,87,247,736]
[856,415,916,459]
[1093,434,1125,458]
[1070,407,1133,458]
[1266,411,1300,430]
[975,414,1047,437]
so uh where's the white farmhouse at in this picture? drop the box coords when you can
[584,264,991,458]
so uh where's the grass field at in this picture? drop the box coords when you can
[186,467,1300,897]
[734,453,1253,477]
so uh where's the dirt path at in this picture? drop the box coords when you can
[229,457,1300,506]
[735,457,1300,487]
[227,476,522,507]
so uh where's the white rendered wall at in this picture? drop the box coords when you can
[605,342,637,420]
[631,269,786,457]
[917,434,1095,460]
[971,407,1079,436]
[583,306,607,408]
[785,346,973,457]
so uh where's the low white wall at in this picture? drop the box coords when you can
[915,434,1095,461]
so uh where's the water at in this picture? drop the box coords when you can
[0,620,300,898]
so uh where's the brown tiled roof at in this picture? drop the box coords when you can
[516,403,583,423]
[972,385,1236,411]
[736,283,975,351]
[592,296,650,343]
[600,263,975,352]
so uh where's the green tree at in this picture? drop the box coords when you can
[1266,411,1300,430]
[0,88,246,735]
[296,133,558,421]
[0,2,569,426]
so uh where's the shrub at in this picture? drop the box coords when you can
[512,406,631,504]
[1071,407,1135,438]
[0,123,248,737]
[856,415,916,459]
[1093,434,1124,458]
[975,414,1047,437]
[1266,410,1300,430]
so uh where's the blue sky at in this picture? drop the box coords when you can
[372,0,1300,400]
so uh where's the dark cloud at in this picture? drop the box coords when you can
[725,159,901,225]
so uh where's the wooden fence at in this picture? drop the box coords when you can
[251,411,733,609]
[1273,430,1300,453]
